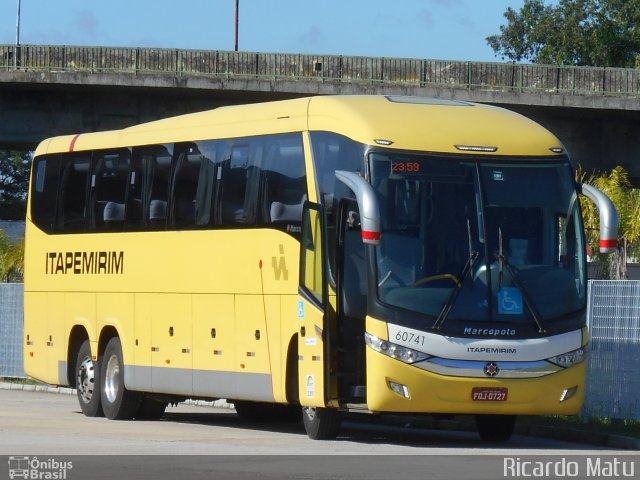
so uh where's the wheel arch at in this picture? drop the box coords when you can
[98,325,120,362]
[285,333,299,405]
[67,325,90,388]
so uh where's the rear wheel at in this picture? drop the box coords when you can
[100,337,142,420]
[475,414,517,442]
[302,406,342,440]
[75,339,103,417]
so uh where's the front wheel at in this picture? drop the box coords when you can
[75,339,103,417]
[100,337,142,420]
[302,406,342,440]
[475,414,516,442]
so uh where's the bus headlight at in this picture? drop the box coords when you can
[547,347,586,368]
[365,332,430,364]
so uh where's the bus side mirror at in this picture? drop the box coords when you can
[580,183,619,254]
[335,171,381,245]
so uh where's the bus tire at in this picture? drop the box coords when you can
[302,406,341,440]
[135,397,167,420]
[475,414,516,442]
[100,337,142,420]
[75,339,104,417]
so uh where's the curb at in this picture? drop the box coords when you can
[0,381,234,409]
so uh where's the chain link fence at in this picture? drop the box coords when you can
[0,283,24,377]
[585,280,640,419]
[2,281,639,418]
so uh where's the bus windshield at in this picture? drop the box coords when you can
[369,153,586,325]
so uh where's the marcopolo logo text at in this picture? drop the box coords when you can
[464,327,516,336]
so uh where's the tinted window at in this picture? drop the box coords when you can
[170,142,217,228]
[90,150,130,232]
[31,156,60,233]
[30,133,309,235]
[259,133,307,235]
[56,154,91,233]
[129,145,172,230]
[218,140,260,225]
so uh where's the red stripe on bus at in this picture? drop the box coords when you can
[69,134,81,152]
[361,230,381,241]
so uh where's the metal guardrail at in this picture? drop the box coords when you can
[1,44,639,97]
[1,281,639,418]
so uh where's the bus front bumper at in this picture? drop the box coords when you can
[365,347,586,415]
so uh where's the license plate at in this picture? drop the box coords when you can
[471,387,508,401]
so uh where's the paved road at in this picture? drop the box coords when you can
[0,389,635,480]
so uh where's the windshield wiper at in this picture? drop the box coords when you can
[496,228,546,333]
[431,250,479,331]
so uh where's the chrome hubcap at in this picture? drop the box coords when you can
[77,356,95,403]
[303,406,316,421]
[104,354,120,403]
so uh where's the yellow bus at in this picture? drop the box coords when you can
[24,95,618,441]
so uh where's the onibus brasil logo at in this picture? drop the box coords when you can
[8,456,73,479]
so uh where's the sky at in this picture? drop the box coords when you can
[0,0,534,62]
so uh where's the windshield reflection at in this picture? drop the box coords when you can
[370,153,586,325]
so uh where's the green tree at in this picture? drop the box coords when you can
[0,150,32,220]
[0,229,24,282]
[578,166,640,279]
[487,0,640,67]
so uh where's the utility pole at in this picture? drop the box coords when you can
[16,0,21,45]
[235,0,239,51]
[15,0,22,69]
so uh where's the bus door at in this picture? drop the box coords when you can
[336,198,367,403]
[298,202,334,407]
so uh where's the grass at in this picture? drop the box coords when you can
[0,376,45,386]
[519,415,640,440]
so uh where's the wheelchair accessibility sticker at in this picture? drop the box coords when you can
[498,288,523,315]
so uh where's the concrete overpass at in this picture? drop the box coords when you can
[1,44,639,179]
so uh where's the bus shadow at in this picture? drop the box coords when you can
[154,410,604,451]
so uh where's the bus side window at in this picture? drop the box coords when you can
[170,142,217,228]
[31,156,60,233]
[129,145,172,230]
[90,149,130,232]
[259,133,307,235]
[56,154,91,233]
[219,142,259,226]
[194,141,217,227]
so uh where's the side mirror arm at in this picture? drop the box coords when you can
[580,183,619,254]
[335,171,381,245]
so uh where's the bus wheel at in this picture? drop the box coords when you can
[135,397,167,420]
[75,339,103,417]
[475,414,516,442]
[100,337,142,420]
[302,406,341,440]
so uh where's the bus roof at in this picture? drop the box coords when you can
[34,95,564,158]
